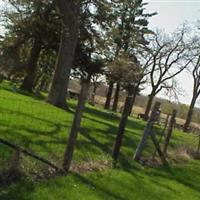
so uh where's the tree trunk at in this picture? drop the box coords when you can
[112,91,133,161]
[133,102,161,161]
[39,78,46,92]
[47,0,80,109]
[63,77,90,172]
[104,81,114,110]
[163,109,177,156]
[89,84,97,106]
[163,114,170,133]
[112,83,120,112]
[128,84,139,116]
[20,38,42,92]
[183,95,197,132]
[128,91,137,116]
[143,94,155,121]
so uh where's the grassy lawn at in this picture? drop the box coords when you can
[0,81,200,200]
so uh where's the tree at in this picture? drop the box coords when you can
[63,58,105,171]
[34,49,57,92]
[89,74,104,106]
[47,0,111,109]
[183,40,200,132]
[127,50,154,116]
[1,0,60,92]
[103,0,155,111]
[104,80,114,109]
[47,0,81,109]
[20,37,42,92]
[112,83,120,112]
[143,29,191,120]
[111,53,142,161]
[62,0,109,171]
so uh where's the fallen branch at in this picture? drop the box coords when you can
[0,138,62,172]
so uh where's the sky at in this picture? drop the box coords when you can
[0,1,8,35]
[143,0,200,105]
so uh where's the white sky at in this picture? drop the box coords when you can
[143,0,200,105]
[0,0,9,35]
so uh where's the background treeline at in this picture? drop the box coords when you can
[68,79,200,125]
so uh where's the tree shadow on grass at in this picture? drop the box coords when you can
[78,124,142,173]
[88,110,143,134]
[79,127,115,155]
[148,164,200,194]
[71,170,175,200]
[0,179,35,200]
[0,122,66,165]
[71,172,128,200]
[0,106,72,125]
[0,171,130,200]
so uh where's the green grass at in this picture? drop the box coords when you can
[0,81,200,200]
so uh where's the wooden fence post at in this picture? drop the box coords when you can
[151,114,170,159]
[9,149,20,175]
[133,101,161,161]
[150,132,169,167]
[163,109,177,157]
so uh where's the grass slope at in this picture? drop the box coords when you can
[0,81,200,200]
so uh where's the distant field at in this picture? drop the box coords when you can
[94,95,200,129]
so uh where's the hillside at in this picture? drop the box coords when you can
[1,81,200,200]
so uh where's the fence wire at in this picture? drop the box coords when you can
[0,89,75,175]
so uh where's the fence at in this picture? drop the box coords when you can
[0,88,76,180]
[1,85,200,183]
